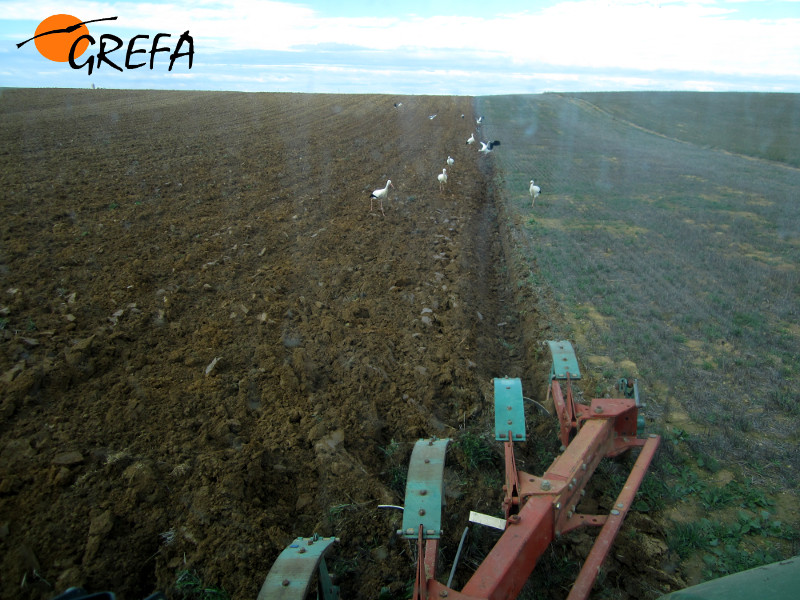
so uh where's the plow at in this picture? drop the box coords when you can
[259,341,661,600]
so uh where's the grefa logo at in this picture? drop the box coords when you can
[16,14,194,75]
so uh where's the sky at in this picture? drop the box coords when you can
[1,0,799,94]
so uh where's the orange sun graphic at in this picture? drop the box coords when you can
[34,14,90,62]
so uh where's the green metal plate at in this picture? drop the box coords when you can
[658,555,799,600]
[257,535,338,600]
[548,340,581,380]
[494,377,526,441]
[401,438,450,539]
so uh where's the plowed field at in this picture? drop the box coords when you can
[0,89,671,599]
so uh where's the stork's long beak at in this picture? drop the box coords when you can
[390,182,395,188]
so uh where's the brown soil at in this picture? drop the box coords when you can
[0,89,674,599]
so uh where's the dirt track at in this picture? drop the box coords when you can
[0,89,551,598]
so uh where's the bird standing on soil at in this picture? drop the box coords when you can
[466,132,475,145]
[447,155,454,169]
[529,179,541,206]
[369,180,393,216]
[438,168,448,192]
[479,140,501,153]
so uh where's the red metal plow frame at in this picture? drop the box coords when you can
[414,378,661,600]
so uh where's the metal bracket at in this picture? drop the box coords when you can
[400,438,450,539]
[548,340,581,380]
[257,535,339,600]
[494,377,526,441]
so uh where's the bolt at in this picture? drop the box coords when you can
[407,528,415,535]
[568,482,574,491]
[594,406,604,413]
[427,529,436,535]
[282,579,290,587]
[555,502,562,510]
[541,479,551,491]
[298,548,306,554]
[424,458,430,464]
[611,509,620,516]
[507,405,512,410]
[507,419,513,425]
[440,592,449,598]
[420,489,427,496]
[617,503,624,509]
[567,511,573,518]
[419,509,426,516]
[580,489,586,496]
[509,515,520,523]
[582,463,587,470]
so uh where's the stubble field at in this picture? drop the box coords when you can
[477,91,800,586]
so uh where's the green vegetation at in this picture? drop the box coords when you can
[455,430,494,470]
[477,92,800,587]
[569,92,800,168]
[666,511,794,578]
[173,570,230,600]
[478,91,799,482]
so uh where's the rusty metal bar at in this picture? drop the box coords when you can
[566,434,661,600]
[460,495,555,600]
[458,419,616,600]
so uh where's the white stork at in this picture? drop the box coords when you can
[466,132,475,145]
[438,168,448,191]
[447,155,454,169]
[478,140,501,153]
[529,180,541,206]
[369,180,393,216]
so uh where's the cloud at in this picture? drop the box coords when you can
[2,0,798,93]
